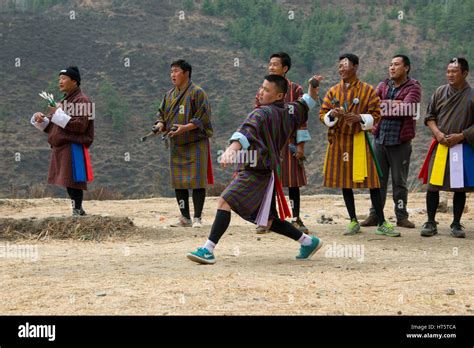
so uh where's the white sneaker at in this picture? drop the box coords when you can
[192,217,203,228]
[170,216,192,227]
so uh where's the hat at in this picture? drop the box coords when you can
[59,66,81,85]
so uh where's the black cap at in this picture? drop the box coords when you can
[59,66,81,86]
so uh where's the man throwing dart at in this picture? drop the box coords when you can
[30,66,94,216]
[187,74,323,265]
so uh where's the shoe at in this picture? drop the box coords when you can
[192,217,203,228]
[72,208,86,216]
[344,219,361,235]
[256,225,270,234]
[296,236,323,260]
[170,216,192,227]
[420,221,438,237]
[360,214,377,227]
[375,221,400,237]
[187,247,216,264]
[397,218,415,228]
[450,223,465,238]
[292,217,309,233]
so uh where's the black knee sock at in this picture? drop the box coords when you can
[288,187,300,218]
[370,188,385,226]
[67,187,83,210]
[208,209,231,244]
[175,189,190,219]
[269,218,303,241]
[192,188,206,218]
[342,188,357,221]
[453,192,466,225]
[426,190,439,223]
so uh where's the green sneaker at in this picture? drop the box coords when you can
[344,219,361,235]
[375,221,400,237]
[296,236,323,260]
[187,247,216,264]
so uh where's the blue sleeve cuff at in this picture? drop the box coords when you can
[229,132,250,150]
[296,129,311,143]
[302,93,316,110]
[190,118,204,131]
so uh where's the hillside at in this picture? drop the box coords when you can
[0,0,472,199]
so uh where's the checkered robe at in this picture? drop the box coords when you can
[222,100,309,222]
[423,83,474,192]
[43,88,94,190]
[255,79,307,187]
[156,81,213,189]
[319,79,381,188]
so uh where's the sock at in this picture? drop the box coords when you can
[208,209,231,244]
[192,188,206,218]
[342,188,357,221]
[67,187,83,210]
[298,233,313,246]
[175,189,190,219]
[370,188,385,226]
[269,218,303,241]
[203,240,216,253]
[452,192,466,225]
[426,190,439,223]
[288,187,300,218]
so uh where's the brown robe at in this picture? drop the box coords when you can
[43,88,94,190]
[424,82,474,192]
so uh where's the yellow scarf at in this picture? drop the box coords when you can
[353,132,367,183]
[430,143,448,186]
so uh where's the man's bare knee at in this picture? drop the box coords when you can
[217,197,232,211]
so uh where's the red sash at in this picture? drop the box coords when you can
[418,138,437,184]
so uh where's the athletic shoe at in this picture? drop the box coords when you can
[256,225,270,234]
[420,221,438,237]
[72,208,86,217]
[187,247,216,264]
[375,221,400,237]
[296,236,323,260]
[192,217,203,228]
[170,216,192,227]
[450,223,465,238]
[344,219,361,235]
[292,217,309,233]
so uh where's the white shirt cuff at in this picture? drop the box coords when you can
[30,114,50,131]
[360,114,374,130]
[324,110,338,127]
[229,132,250,150]
[302,94,316,110]
[51,108,71,129]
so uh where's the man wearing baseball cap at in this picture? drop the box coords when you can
[31,66,94,216]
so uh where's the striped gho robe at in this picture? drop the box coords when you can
[319,78,381,188]
[255,79,309,187]
[221,96,313,223]
[31,87,94,190]
[419,83,474,192]
[156,80,213,189]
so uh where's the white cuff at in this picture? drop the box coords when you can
[30,114,50,131]
[324,110,338,127]
[360,114,374,130]
[51,108,71,129]
[229,132,250,150]
[296,129,311,143]
[302,94,316,110]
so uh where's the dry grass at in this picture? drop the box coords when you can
[0,216,136,241]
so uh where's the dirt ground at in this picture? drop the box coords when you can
[0,193,473,315]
